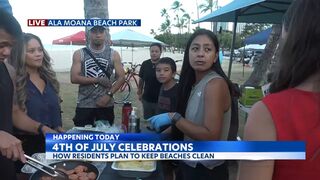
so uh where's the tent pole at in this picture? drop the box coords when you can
[119,42,123,60]
[242,46,246,77]
[132,44,134,64]
[227,12,238,78]
[120,46,123,57]
[70,41,73,61]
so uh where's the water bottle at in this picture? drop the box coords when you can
[121,101,132,132]
[129,107,140,133]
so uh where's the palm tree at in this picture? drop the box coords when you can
[199,0,218,33]
[182,13,191,33]
[196,0,200,28]
[160,8,169,19]
[160,8,171,33]
[171,1,185,34]
[150,29,157,37]
[173,14,183,34]
[159,19,171,33]
[83,0,110,43]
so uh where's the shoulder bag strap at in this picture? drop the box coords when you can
[83,47,111,78]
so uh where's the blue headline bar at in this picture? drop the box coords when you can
[46,134,305,153]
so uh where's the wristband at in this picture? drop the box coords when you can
[172,113,182,125]
[107,91,113,97]
[37,123,44,134]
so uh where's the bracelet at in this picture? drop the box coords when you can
[107,91,113,97]
[37,123,44,134]
[171,113,182,125]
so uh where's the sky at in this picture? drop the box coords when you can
[9,0,232,44]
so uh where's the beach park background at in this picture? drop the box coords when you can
[38,44,251,180]
[47,45,252,135]
[9,0,247,133]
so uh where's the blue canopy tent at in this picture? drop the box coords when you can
[111,29,166,62]
[240,28,272,77]
[194,0,292,77]
[244,28,272,45]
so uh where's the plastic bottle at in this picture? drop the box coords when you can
[121,101,132,132]
[129,107,140,133]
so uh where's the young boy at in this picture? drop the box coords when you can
[155,57,180,180]
[155,57,178,114]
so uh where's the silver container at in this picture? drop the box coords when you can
[111,161,156,178]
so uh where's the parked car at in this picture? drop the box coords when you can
[244,50,254,58]
[253,50,264,57]
[223,50,231,57]
[234,49,241,57]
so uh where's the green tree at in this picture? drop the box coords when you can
[155,1,194,49]
[198,0,218,33]
[217,31,242,49]
[150,29,157,36]
[160,8,171,33]
[182,13,191,33]
[240,23,272,40]
[155,32,191,50]
[155,33,174,46]
[161,8,169,19]
[171,1,186,34]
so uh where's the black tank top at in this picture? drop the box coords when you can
[0,62,16,179]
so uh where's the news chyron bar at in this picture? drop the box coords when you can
[27,19,141,27]
[45,133,305,161]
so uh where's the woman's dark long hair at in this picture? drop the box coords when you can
[270,0,320,93]
[172,29,238,140]
[176,29,235,116]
